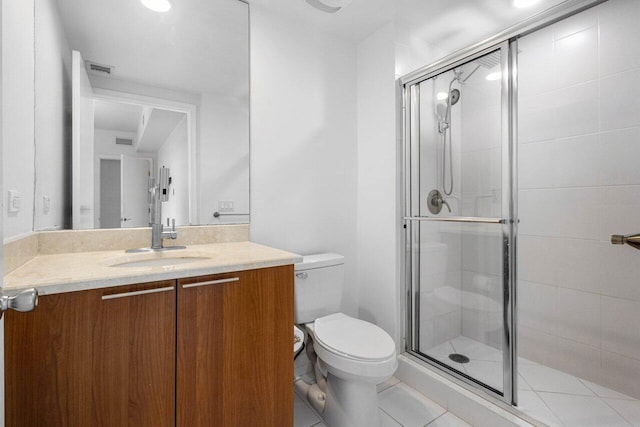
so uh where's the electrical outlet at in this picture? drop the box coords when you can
[8,190,20,213]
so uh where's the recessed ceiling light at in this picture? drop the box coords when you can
[436,92,449,101]
[513,0,541,8]
[485,71,502,81]
[141,0,171,12]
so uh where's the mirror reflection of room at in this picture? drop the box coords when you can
[92,98,188,229]
[5,0,250,237]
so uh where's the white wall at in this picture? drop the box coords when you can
[158,117,189,225]
[33,0,71,232]
[2,0,35,239]
[355,23,400,342]
[199,92,249,224]
[249,5,359,316]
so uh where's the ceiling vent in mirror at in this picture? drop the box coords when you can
[115,138,133,146]
[305,0,353,13]
[85,61,115,76]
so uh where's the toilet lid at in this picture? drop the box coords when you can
[313,313,395,362]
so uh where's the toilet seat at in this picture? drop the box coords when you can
[314,313,395,361]
[309,313,397,380]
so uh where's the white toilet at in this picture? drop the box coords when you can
[294,253,397,427]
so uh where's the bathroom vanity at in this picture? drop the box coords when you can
[3,236,299,427]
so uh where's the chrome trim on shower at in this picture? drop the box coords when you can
[403,216,505,224]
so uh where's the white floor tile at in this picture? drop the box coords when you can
[463,360,503,391]
[581,380,636,401]
[379,383,447,427]
[377,376,401,393]
[450,336,503,362]
[426,412,472,427]
[539,392,632,427]
[519,363,595,396]
[517,391,564,427]
[380,409,403,427]
[424,341,467,371]
[518,374,532,391]
[605,399,640,426]
[294,394,321,427]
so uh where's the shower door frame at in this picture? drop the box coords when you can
[399,0,607,408]
[402,40,518,405]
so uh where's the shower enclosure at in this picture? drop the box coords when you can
[403,0,640,420]
[403,43,517,403]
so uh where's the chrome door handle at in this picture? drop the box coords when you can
[295,272,308,279]
[0,288,38,318]
[182,277,240,289]
[611,234,640,251]
[101,286,174,300]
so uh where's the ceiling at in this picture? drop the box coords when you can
[55,0,249,96]
[94,99,142,132]
[248,0,569,45]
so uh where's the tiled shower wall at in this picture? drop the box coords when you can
[517,0,640,399]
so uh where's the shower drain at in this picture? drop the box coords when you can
[448,353,470,364]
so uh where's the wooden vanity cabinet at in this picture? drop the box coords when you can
[4,280,176,427]
[177,265,294,427]
[5,265,294,427]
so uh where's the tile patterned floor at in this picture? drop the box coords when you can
[294,353,470,427]
[424,336,640,427]
[294,380,471,427]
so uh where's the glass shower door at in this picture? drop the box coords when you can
[404,44,516,402]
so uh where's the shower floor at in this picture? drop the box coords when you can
[423,337,640,426]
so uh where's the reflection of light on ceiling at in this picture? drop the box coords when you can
[513,0,541,8]
[485,71,502,81]
[141,0,171,12]
[437,92,449,101]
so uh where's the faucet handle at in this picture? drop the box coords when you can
[171,218,176,231]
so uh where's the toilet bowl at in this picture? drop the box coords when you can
[294,254,397,427]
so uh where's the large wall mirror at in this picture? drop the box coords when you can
[33,0,249,231]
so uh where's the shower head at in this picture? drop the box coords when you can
[449,88,460,105]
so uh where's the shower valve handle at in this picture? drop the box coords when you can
[427,189,451,215]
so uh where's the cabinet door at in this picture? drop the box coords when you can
[5,280,176,427]
[177,266,294,427]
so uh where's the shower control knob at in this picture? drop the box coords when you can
[427,189,451,215]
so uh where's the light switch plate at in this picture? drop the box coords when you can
[218,201,234,212]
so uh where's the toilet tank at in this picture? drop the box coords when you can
[294,253,344,324]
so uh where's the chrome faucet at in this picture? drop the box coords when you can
[142,166,185,251]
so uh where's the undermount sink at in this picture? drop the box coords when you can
[110,256,210,268]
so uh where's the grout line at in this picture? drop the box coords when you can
[380,406,404,426]
[424,411,447,426]
[530,388,567,427]
[600,397,637,427]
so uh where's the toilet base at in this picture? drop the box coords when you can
[323,372,381,427]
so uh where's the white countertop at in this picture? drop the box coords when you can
[4,241,301,295]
